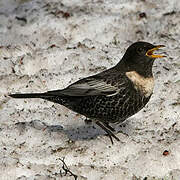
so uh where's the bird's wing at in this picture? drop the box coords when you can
[46,76,122,97]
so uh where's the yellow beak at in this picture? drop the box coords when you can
[146,45,166,58]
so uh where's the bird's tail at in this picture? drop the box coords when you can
[9,93,48,99]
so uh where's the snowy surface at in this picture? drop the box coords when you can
[0,0,180,179]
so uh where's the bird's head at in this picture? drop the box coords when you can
[120,41,166,77]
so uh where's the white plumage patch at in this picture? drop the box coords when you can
[126,71,154,97]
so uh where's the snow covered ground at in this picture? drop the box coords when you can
[0,0,180,179]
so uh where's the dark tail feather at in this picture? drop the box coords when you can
[9,93,47,99]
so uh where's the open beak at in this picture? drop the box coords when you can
[146,45,166,58]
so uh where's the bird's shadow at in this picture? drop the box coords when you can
[63,119,133,141]
[15,118,133,142]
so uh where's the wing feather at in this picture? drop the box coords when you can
[47,77,122,97]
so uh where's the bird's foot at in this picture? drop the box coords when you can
[96,121,120,144]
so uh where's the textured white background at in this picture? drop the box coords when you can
[0,0,180,179]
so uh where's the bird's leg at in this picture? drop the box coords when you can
[95,121,120,144]
[104,122,115,131]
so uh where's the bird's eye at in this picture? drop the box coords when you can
[137,47,145,54]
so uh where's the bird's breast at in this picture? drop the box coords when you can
[125,71,154,97]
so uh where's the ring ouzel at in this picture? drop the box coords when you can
[9,41,165,144]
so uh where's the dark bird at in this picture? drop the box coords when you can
[9,41,165,144]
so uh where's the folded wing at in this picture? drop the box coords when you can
[46,76,121,97]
